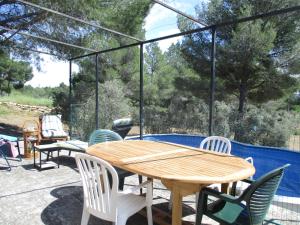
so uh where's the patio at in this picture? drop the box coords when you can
[0,144,299,225]
[0,148,201,225]
[1,1,300,224]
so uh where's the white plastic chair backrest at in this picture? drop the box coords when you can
[75,153,119,222]
[199,136,231,154]
[234,156,255,195]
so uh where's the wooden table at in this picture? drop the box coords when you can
[87,140,255,225]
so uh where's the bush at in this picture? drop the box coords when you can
[214,101,232,138]
[143,96,298,148]
[230,103,299,147]
[71,80,131,141]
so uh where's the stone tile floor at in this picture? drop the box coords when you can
[0,151,205,225]
[0,150,299,225]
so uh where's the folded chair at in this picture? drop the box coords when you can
[0,134,21,161]
[39,115,68,142]
[89,129,142,191]
[0,140,11,171]
[196,164,290,225]
[75,153,153,225]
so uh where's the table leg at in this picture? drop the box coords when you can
[16,140,22,161]
[39,149,42,170]
[57,150,60,168]
[171,185,182,225]
[23,134,27,156]
[221,183,230,194]
[33,147,36,168]
[162,180,204,225]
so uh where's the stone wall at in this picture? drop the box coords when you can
[0,101,52,114]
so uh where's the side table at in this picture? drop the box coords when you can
[34,140,87,170]
[34,144,61,170]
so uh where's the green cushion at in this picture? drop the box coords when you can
[209,200,245,224]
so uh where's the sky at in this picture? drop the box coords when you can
[26,0,203,88]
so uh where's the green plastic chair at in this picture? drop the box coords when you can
[88,129,142,191]
[196,164,290,225]
[89,129,123,145]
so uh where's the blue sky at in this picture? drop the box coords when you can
[27,0,205,87]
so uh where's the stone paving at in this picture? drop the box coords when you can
[0,148,299,225]
[0,150,203,225]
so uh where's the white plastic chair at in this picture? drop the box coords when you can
[169,136,231,210]
[199,136,231,154]
[197,136,231,206]
[75,153,153,225]
[231,157,254,196]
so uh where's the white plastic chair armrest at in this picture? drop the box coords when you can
[245,157,253,165]
[120,180,152,195]
[244,157,254,179]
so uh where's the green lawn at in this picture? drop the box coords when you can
[0,90,52,107]
[0,104,10,116]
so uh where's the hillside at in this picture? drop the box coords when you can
[0,102,51,136]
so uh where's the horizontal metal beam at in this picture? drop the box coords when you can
[215,5,300,28]
[17,0,143,42]
[0,25,97,52]
[70,42,141,60]
[6,45,62,57]
[153,0,207,27]
[70,5,300,60]
[70,25,210,60]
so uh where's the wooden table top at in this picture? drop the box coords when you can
[87,140,255,184]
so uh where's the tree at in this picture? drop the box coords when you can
[44,1,153,134]
[1,0,152,59]
[178,0,300,140]
[0,50,33,94]
[71,80,131,140]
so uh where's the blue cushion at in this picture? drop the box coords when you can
[0,134,18,142]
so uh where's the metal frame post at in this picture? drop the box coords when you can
[95,54,100,129]
[139,44,144,140]
[69,60,72,137]
[209,26,216,136]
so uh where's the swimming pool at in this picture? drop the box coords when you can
[129,134,300,197]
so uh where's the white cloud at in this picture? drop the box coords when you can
[26,55,78,87]
[145,4,178,40]
[156,28,181,51]
[144,0,201,42]
[144,4,171,31]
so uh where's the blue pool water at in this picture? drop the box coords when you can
[129,134,300,197]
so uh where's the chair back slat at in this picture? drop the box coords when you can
[200,136,231,154]
[75,153,119,221]
[243,165,288,225]
[89,129,122,146]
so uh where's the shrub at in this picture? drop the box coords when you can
[71,80,131,141]
[230,103,299,147]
